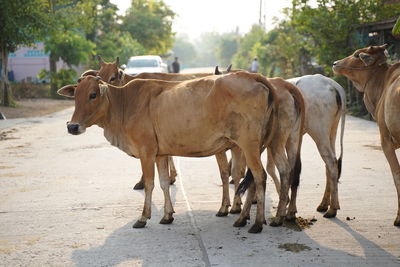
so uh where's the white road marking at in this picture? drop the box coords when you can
[176,157,211,267]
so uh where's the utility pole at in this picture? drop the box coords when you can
[259,0,263,26]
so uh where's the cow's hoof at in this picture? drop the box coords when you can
[233,218,247,227]
[229,207,241,214]
[317,205,328,212]
[216,211,228,217]
[159,217,174,224]
[229,179,234,184]
[269,217,283,227]
[248,223,263,233]
[285,213,296,222]
[133,181,144,190]
[133,220,147,228]
[394,216,400,227]
[170,177,176,185]
[252,199,257,205]
[323,209,337,218]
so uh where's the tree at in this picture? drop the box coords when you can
[0,0,50,106]
[122,0,175,55]
[45,0,97,98]
[92,0,146,66]
[232,25,267,72]
[291,0,400,75]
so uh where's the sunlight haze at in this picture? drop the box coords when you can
[110,0,292,40]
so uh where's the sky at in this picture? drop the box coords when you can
[110,0,292,40]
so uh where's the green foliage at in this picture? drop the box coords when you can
[45,30,95,67]
[393,16,400,36]
[122,0,175,55]
[0,0,50,52]
[232,25,268,72]
[0,0,51,106]
[38,68,77,89]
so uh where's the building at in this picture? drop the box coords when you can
[4,42,81,83]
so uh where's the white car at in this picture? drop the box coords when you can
[123,55,168,75]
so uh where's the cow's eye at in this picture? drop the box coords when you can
[353,54,360,58]
[110,76,116,82]
[89,92,97,100]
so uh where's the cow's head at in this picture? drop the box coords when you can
[97,55,124,85]
[333,44,389,91]
[57,75,110,135]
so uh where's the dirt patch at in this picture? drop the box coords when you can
[278,243,312,253]
[363,144,382,151]
[0,129,19,141]
[283,217,316,231]
[0,166,15,169]
[0,98,73,119]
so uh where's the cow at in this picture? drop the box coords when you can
[265,74,346,218]
[333,44,400,226]
[88,57,228,190]
[58,71,283,233]
[233,77,305,227]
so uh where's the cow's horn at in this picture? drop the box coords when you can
[97,55,104,65]
[214,66,221,75]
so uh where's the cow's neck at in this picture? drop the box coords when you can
[97,85,131,153]
[359,64,389,118]
[123,74,135,84]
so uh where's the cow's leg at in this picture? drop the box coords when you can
[157,156,175,224]
[241,149,266,233]
[215,151,230,217]
[381,136,400,226]
[269,147,291,227]
[168,156,177,185]
[230,146,246,214]
[285,134,301,221]
[266,149,281,194]
[314,138,339,218]
[133,156,155,228]
[233,182,255,227]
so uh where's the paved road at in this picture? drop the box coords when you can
[0,108,400,266]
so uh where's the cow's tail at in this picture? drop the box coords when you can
[331,79,346,180]
[285,81,305,190]
[236,168,254,195]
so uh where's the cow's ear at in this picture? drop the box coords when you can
[97,55,104,66]
[57,84,76,98]
[359,52,375,66]
[99,83,108,96]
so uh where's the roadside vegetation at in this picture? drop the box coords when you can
[1,0,400,118]
[174,0,400,118]
[1,0,175,106]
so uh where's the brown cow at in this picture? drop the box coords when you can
[233,77,305,227]
[90,57,226,190]
[92,58,240,217]
[333,44,400,226]
[58,71,281,233]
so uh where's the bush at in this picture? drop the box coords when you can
[11,81,50,100]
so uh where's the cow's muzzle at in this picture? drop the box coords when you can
[67,122,84,135]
